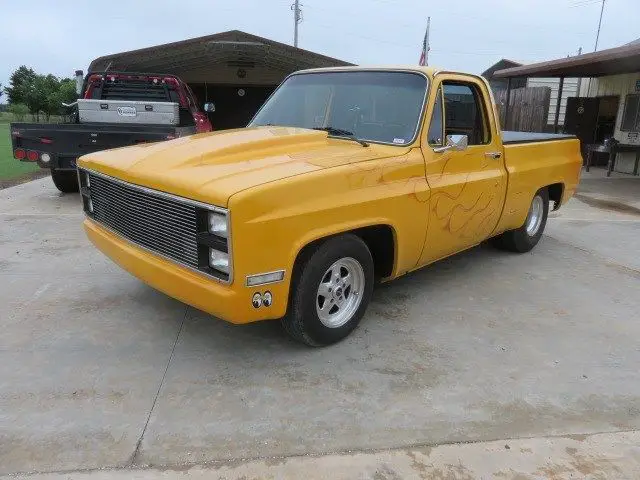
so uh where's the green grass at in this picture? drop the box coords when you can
[0,123,41,181]
[0,112,65,124]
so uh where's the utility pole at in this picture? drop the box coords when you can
[587,0,605,96]
[594,0,605,51]
[292,0,302,48]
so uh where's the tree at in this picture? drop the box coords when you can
[0,83,3,102]
[4,66,37,105]
[5,67,80,121]
[46,78,77,120]
[23,75,51,121]
[7,103,29,121]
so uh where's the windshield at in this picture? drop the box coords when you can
[249,71,428,145]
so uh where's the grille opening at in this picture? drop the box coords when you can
[82,170,229,281]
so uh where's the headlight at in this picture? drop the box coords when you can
[208,212,228,238]
[209,249,229,274]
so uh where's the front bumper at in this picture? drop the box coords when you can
[84,218,277,324]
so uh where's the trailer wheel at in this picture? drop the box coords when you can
[51,169,79,193]
[281,234,374,346]
[492,188,549,253]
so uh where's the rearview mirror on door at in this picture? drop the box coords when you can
[433,134,468,153]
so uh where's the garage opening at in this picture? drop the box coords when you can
[87,30,352,131]
[190,84,276,129]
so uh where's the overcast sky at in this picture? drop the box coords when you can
[1,0,638,92]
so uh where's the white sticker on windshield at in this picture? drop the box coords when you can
[393,138,406,144]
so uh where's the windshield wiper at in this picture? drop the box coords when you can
[313,127,369,147]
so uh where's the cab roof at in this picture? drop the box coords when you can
[293,65,439,77]
[289,66,494,89]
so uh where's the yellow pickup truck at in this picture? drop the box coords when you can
[78,66,582,346]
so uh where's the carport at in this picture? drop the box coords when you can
[494,42,640,175]
[88,30,353,130]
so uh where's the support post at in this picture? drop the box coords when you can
[504,77,512,129]
[554,77,565,133]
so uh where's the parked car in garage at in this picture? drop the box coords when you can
[77,66,582,346]
[10,72,213,193]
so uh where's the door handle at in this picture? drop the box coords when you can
[485,152,502,159]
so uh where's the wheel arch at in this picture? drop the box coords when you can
[290,223,398,288]
[546,182,564,211]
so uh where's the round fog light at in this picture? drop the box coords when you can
[252,292,262,309]
[40,153,51,164]
[262,291,273,307]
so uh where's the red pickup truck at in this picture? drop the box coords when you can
[10,72,213,192]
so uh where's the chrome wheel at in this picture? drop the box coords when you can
[525,194,544,236]
[316,257,365,328]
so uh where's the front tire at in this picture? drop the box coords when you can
[282,234,374,346]
[51,169,79,193]
[492,188,549,253]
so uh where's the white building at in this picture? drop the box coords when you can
[527,77,579,127]
[482,59,580,129]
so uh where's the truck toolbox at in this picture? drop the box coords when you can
[77,99,180,126]
[10,71,212,194]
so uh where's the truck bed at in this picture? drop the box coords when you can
[502,131,576,144]
[10,122,196,171]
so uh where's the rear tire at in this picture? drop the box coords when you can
[492,188,549,253]
[282,234,374,347]
[51,169,79,193]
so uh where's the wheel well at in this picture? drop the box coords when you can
[292,225,396,284]
[546,183,564,211]
[353,225,395,279]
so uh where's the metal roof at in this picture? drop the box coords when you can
[88,30,353,85]
[494,42,640,78]
[480,59,522,79]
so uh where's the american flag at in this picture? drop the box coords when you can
[419,21,430,66]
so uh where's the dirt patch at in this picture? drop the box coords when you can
[574,193,640,217]
[0,170,49,190]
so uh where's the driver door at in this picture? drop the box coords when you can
[418,74,507,266]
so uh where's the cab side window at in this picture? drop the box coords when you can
[427,87,444,146]
[442,82,490,145]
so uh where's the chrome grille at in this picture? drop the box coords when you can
[85,171,199,268]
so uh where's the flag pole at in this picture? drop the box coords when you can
[425,16,431,66]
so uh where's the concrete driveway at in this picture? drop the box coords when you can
[1,172,639,477]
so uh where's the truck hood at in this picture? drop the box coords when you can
[78,126,408,207]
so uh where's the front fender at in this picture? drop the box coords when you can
[227,150,430,319]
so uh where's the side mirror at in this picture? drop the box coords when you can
[433,134,468,153]
[203,102,216,113]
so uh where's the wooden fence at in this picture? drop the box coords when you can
[494,86,551,132]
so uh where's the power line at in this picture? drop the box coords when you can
[307,22,583,56]
[569,0,603,7]
[303,2,596,35]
